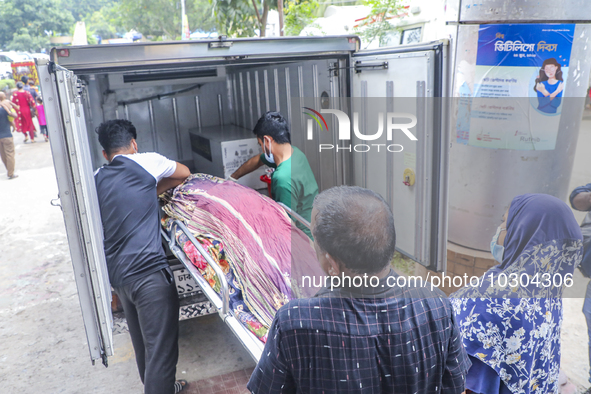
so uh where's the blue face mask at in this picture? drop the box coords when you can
[490,226,505,263]
[264,138,275,164]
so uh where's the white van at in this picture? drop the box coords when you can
[0,53,13,79]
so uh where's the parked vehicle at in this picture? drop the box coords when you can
[37,37,450,366]
[31,53,50,61]
[4,51,33,62]
[0,53,12,79]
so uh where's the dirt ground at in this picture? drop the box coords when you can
[1,115,590,393]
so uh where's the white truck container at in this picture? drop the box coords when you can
[37,36,450,366]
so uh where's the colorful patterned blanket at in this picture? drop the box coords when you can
[162,174,323,342]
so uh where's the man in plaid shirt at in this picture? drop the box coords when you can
[248,186,470,393]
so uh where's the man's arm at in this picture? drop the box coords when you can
[570,183,591,211]
[231,154,264,180]
[0,102,17,117]
[157,162,190,195]
[441,307,471,394]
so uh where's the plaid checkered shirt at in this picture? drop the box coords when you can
[247,270,470,393]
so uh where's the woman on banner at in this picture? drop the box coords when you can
[450,194,582,394]
[533,58,565,114]
[12,82,37,143]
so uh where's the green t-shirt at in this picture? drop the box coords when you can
[260,146,318,238]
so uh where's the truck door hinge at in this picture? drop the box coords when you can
[66,77,83,117]
[329,62,339,77]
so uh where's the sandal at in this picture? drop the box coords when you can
[174,380,188,393]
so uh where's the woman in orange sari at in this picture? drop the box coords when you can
[12,82,37,143]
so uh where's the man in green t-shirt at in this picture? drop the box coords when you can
[231,111,318,237]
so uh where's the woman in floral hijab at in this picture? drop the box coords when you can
[451,194,583,394]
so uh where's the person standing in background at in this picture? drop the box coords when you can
[27,80,38,101]
[21,76,34,99]
[0,99,18,179]
[451,194,582,394]
[569,184,591,387]
[36,97,47,142]
[0,91,18,130]
[12,82,36,143]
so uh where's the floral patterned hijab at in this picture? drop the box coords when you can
[451,194,583,394]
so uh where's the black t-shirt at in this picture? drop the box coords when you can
[94,153,177,287]
[0,107,11,139]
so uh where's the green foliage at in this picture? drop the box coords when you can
[84,5,126,40]
[190,0,218,33]
[391,251,415,277]
[284,0,319,36]
[0,0,75,51]
[63,0,115,22]
[6,28,50,52]
[0,79,16,93]
[212,0,260,37]
[354,0,403,48]
[112,0,217,40]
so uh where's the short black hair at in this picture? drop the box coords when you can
[21,76,28,83]
[312,186,396,275]
[28,80,34,85]
[16,82,23,89]
[96,119,137,156]
[253,111,290,144]
[36,97,43,104]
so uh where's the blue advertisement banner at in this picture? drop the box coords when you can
[456,24,575,150]
[476,24,575,68]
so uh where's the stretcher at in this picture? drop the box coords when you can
[161,204,311,363]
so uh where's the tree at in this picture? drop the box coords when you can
[354,0,404,48]
[190,0,217,33]
[212,0,259,37]
[212,0,279,38]
[113,0,217,40]
[284,0,318,36]
[63,0,116,22]
[6,28,50,53]
[0,0,74,51]
[84,5,126,40]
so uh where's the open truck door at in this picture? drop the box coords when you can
[38,60,113,366]
[350,40,450,272]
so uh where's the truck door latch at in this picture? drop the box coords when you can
[209,35,232,49]
[354,61,388,73]
[50,195,62,210]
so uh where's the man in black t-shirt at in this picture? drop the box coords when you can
[94,119,190,394]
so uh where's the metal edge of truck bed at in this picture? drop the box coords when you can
[48,36,360,73]
[160,204,313,363]
[161,223,265,362]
